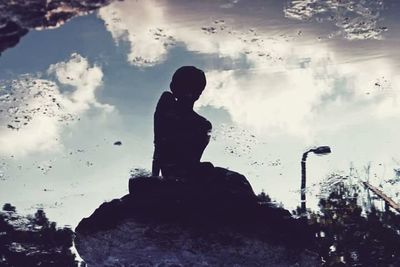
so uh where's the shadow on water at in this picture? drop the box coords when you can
[0,204,79,267]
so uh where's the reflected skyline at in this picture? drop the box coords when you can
[1,0,400,227]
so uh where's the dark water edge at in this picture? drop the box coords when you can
[1,178,400,267]
[0,204,79,267]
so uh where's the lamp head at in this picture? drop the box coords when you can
[312,146,331,155]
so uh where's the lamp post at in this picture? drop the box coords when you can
[301,146,331,214]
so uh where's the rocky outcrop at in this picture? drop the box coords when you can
[0,0,116,55]
[75,177,319,266]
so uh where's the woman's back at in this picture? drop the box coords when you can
[153,91,211,177]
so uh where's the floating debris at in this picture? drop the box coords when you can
[201,26,217,34]
[0,76,77,131]
[284,0,387,40]
[86,161,94,167]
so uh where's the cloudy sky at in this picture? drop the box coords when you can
[1,0,400,226]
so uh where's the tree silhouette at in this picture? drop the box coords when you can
[309,181,400,266]
[0,203,78,267]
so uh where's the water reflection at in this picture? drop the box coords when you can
[285,0,387,40]
[0,53,112,156]
[0,204,77,266]
[307,177,400,266]
[0,0,399,229]
[0,0,116,55]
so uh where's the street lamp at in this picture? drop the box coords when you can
[301,146,331,214]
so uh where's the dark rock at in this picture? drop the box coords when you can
[75,176,319,266]
[0,0,117,55]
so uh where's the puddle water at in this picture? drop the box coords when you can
[1,0,400,231]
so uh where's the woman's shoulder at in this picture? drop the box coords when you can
[156,91,175,110]
[160,91,174,100]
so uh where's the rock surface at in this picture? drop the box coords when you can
[0,0,116,55]
[75,177,319,266]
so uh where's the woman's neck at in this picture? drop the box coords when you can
[176,100,194,111]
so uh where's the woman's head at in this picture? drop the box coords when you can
[170,66,206,104]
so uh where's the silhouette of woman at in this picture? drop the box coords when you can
[152,66,210,178]
[152,66,254,194]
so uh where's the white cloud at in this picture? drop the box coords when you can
[197,56,400,140]
[97,0,400,140]
[0,53,113,156]
[284,0,387,40]
[47,53,113,113]
[196,57,335,137]
[98,1,172,66]
[97,0,271,66]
